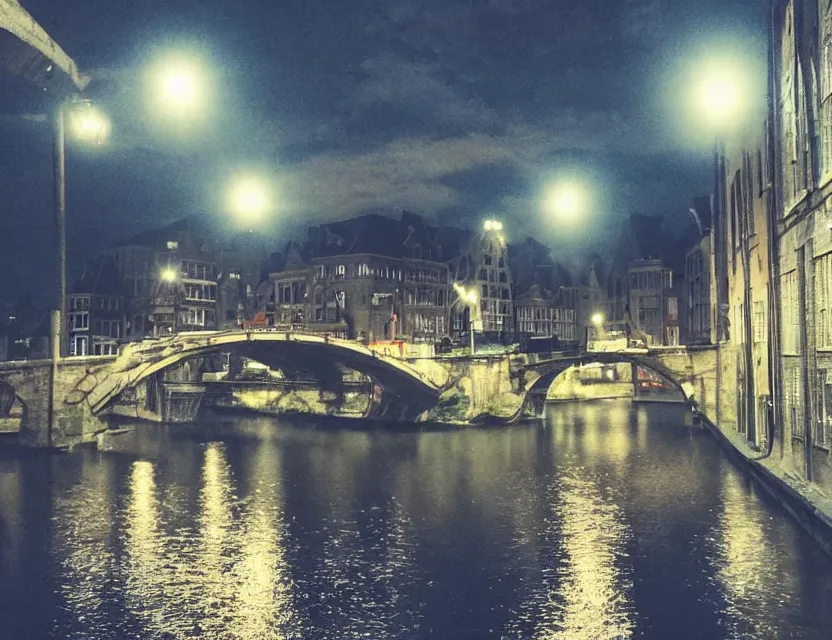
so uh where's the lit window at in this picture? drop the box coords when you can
[167,240,179,250]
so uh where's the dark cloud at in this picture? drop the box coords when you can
[1,0,766,299]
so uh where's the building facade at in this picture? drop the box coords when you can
[106,218,234,337]
[628,259,679,346]
[268,213,451,342]
[471,221,513,333]
[684,234,713,345]
[769,0,832,488]
[66,256,126,356]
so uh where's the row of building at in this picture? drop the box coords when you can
[55,207,694,361]
[669,0,832,494]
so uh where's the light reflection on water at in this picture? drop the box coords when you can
[2,403,832,639]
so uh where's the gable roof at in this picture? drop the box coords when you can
[71,256,126,296]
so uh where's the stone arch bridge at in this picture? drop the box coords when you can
[0,331,717,447]
[409,347,716,424]
[0,331,442,446]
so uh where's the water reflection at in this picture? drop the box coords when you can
[52,456,119,638]
[3,406,832,639]
[713,467,800,638]
[124,460,165,633]
[543,475,634,639]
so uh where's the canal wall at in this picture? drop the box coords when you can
[0,357,111,448]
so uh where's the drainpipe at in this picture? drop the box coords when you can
[761,0,783,459]
[714,139,725,429]
[741,178,757,444]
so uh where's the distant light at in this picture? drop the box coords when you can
[591,312,604,326]
[544,180,590,222]
[227,175,271,221]
[466,291,478,304]
[484,220,494,231]
[483,220,504,232]
[147,52,210,116]
[160,268,177,282]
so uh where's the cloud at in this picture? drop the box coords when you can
[0,112,48,124]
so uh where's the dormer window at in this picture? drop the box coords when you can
[167,241,179,251]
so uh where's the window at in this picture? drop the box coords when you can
[781,270,799,354]
[753,300,766,343]
[817,253,832,348]
[818,370,832,447]
[336,264,345,277]
[167,240,179,250]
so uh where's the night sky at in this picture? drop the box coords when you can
[0,0,765,301]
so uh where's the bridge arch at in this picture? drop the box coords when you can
[522,353,689,414]
[80,331,441,419]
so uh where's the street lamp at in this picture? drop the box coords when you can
[68,102,109,144]
[227,174,272,225]
[148,53,209,116]
[159,267,180,333]
[453,282,481,355]
[53,98,112,358]
[689,57,752,134]
[543,180,590,224]
[687,53,757,442]
[586,312,604,348]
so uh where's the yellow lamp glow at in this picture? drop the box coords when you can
[544,181,590,222]
[160,268,177,282]
[591,312,604,327]
[227,176,270,220]
[148,53,209,116]
[69,104,109,144]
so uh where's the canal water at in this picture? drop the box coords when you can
[2,402,832,639]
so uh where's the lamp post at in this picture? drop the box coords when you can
[53,99,109,357]
[453,282,481,355]
[692,57,756,443]
[586,312,604,350]
[160,267,179,333]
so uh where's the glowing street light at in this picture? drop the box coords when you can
[453,282,481,354]
[69,102,109,144]
[591,312,604,327]
[227,175,271,222]
[544,180,590,223]
[686,53,758,134]
[160,267,177,283]
[147,52,210,116]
